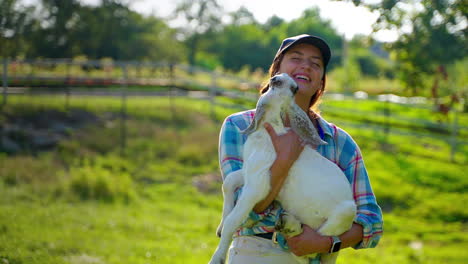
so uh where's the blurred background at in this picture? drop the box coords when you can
[0,0,467,263]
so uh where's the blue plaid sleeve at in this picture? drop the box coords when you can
[334,128,383,249]
[218,115,244,180]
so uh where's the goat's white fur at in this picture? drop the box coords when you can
[209,73,356,264]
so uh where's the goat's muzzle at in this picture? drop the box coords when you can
[291,84,299,95]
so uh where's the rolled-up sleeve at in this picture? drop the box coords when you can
[339,134,383,249]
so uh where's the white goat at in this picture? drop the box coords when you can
[209,73,356,264]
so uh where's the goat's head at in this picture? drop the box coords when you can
[269,73,299,97]
[242,73,298,135]
[242,73,327,146]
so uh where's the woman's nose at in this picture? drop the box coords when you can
[300,60,312,69]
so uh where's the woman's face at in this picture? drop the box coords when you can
[278,43,325,108]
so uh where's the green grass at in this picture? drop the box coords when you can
[0,95,467,263]
[321,97,468,138]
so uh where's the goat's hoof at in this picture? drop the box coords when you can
[276,211,302,237]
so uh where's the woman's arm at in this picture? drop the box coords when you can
[287,127,383,255]
[286,223,363,256]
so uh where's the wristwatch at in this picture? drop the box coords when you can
[329,236,342,253]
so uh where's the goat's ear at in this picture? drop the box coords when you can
[242,102,266,135]
[288,102,327,146]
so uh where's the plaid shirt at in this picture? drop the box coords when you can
[218,109,383,263]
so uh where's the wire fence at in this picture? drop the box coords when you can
[1,58,466,162]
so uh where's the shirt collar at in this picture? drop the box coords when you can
[316,115,334,138]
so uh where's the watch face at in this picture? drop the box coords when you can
[330,236,342,253]
[332,241,342,252]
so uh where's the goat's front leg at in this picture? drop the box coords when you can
[216,170,244,237]
[209,175,270,264]
[276,211,303,237]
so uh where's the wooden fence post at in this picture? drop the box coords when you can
[450,108,459,162]
[120,64,128,156]
[210,71,217,119]
[169,63,176,121]
[65,60,71,111]
[2,59,8,107]
[383,97,390,142]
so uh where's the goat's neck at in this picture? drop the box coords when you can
[263,102,287,134]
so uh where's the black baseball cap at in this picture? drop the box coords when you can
[274,34,331,68]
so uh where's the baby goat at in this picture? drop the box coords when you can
[209,73,356,264]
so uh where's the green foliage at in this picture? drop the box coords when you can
[4,0,185,62]
[286,8,343,69]
[66,160,135,203]
[202,23,273,71]
[0,154,58,186]
[348,36,394,78]
[0,0,35,57]
[173,0,222,67]
[342,0,467,93]
[201,7,344,72]
[331,57,362,93]
[195,51,222,70]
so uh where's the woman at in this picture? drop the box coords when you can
[218,34,383,263]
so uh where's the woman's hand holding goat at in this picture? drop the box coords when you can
[286,224,332,255]
[264,121,304,169]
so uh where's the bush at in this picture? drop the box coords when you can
[0,154,58,186]
[67,164,135,203]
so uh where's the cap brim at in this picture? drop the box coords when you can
[276,35,331,67]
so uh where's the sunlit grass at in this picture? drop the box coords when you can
[0,95,466,263]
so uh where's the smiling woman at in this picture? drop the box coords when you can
[213,34,383,264]
[260,34,330,114]
[278,44,325,110]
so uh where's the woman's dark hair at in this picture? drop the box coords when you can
[259,51,327,114]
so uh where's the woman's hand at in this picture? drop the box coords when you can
[264,121,304,170]
[285,224,331,256]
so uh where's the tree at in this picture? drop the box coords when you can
[200,7,343,73]
[211,23,271,71]
[285,8,343,70]
[172,0,223,68]
[348,35,394,78]
[0,0,36,58]
[263,15,285,32]
[337,0,467,95]
[28,0,82,58]
[20,0,184,62]
[228,6,257,26]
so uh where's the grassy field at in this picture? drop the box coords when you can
[0,95,467,264]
